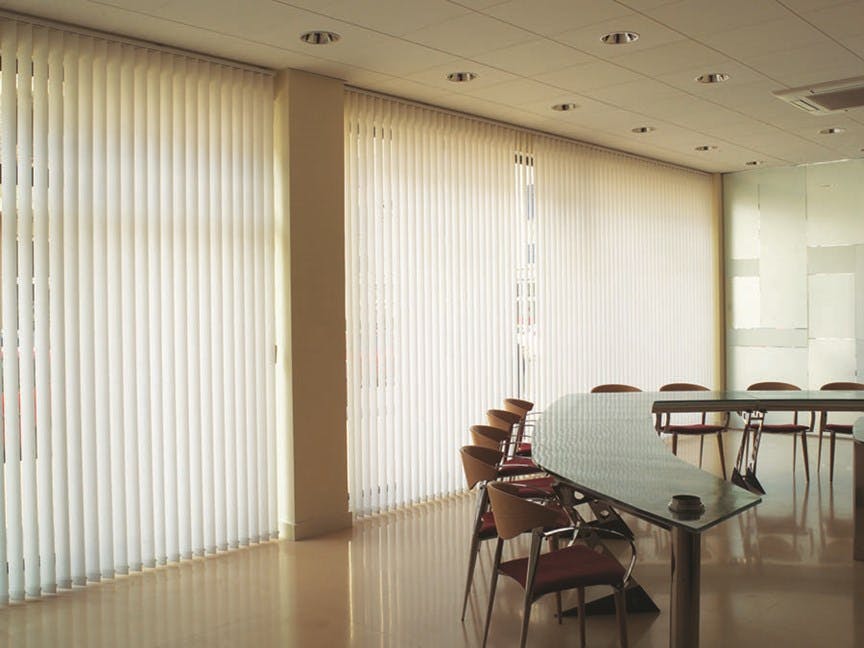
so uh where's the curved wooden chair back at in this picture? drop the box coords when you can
[487,408,521,431]
[660,382,709,392]
[460,445,502,489]
[748,381,800,391]
[821,381,864,391]
[470,424,510,451]
[486,482,561,540]
[591,383,642,393]
[503,398,534,417]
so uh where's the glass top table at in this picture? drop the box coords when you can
[532,389,864,647]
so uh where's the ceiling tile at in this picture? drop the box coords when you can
[472,39,592,76]
[459,78,569,106]
[746,43,864,87]
[646,0,792,37]
[552,12,686,58]
[479,0,632,37]
[800,1,864,38]
[536,60,644,92]
[310,0,472,37]
[401,60,519,93]
[610,40,728,76]
[588,79,684,109]
[401,12,535,57]
[702,16,831,60]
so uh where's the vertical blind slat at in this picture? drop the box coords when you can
[0,18,276,604]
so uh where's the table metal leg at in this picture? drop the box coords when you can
[670,526,701,648]
[855,439,864,561]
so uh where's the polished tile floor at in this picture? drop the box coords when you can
[2,432,863,647]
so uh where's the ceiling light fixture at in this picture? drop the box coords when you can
[819,127,845,134]
[695,145,717,151]
[299,31,341,45]
[447,72,478,82]
[551,102,578,111]
[696,72,730,84]
[602,31,639,45]
[745,160,765,166]
[631,126,655,133]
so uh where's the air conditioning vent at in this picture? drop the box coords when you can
[773,75,864,114]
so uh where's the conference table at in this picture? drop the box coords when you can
[532,389,864,648]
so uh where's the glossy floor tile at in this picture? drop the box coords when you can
[2,431,863,647]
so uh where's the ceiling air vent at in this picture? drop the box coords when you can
[773,75,864,114]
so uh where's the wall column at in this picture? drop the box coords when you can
[274,69,351,540]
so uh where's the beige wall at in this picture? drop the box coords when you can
[274,69,351,540]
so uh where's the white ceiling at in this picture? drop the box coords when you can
[3,0,864,172]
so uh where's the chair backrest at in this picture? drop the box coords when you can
[748,381,801,391]
[486,482,562,540]
[470,424,509,451]
[821,381,864,391]
[486,408,521,431]
[591,384,642,393]
[460,445,502,489]
[503,398,534,417]
[660,382,709,392]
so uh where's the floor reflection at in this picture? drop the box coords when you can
[2,431,863,647]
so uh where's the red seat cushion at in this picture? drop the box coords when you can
[515,442,532,456]
[511,476,556,498]
[759,424,809,433]
[499,544,625,597]
[824,423,853,434]
[665,424,725,434]
[498,457,539,478]
[479,512,497,540]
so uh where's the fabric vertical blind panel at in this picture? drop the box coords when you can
[0,19,276,605]
[345,90,718,516]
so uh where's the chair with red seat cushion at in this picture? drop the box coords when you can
[590,383,641,393]
[503,398,536,456]
[818,381,864,481]
[747,382,814,480]
[459,446,558,621]
[470,424,539,477]
[483,482,635,648]
[658,383,729,478]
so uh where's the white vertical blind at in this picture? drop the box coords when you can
[0,18,276,604]
[345,91,718,516]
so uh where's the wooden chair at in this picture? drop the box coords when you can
[469,425,538,477]
[747,382,813,481]
[503,398,535,456]
[818,381,864,481]
[459,446,559,621]
[590,384,642,393]
[482,482,635,648]
[658,383,729,478]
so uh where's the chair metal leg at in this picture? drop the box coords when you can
[519,533,543,648]
[830,431,837,482]
[519,593,533,648]
[461,527,483,620]
[481,539,504,648]
[716,433,727,480]
[698,435,704,468]
[817,412,826,473]
[801,430,810,481]
[614,587,628,648]
[577,587,586,647]
[672,432,678,456]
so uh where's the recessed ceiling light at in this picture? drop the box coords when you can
[299,31,341,45]
[696,73,730,84]
[551,102,578,111]
[745,160,765,166]
[695,145,717,151]
[447,72,478,82]
[819,127,845,134]
[631,126,655,133]
[602,31,639,45]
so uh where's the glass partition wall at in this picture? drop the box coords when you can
[345,90,719,515]
[724,160,863,395]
